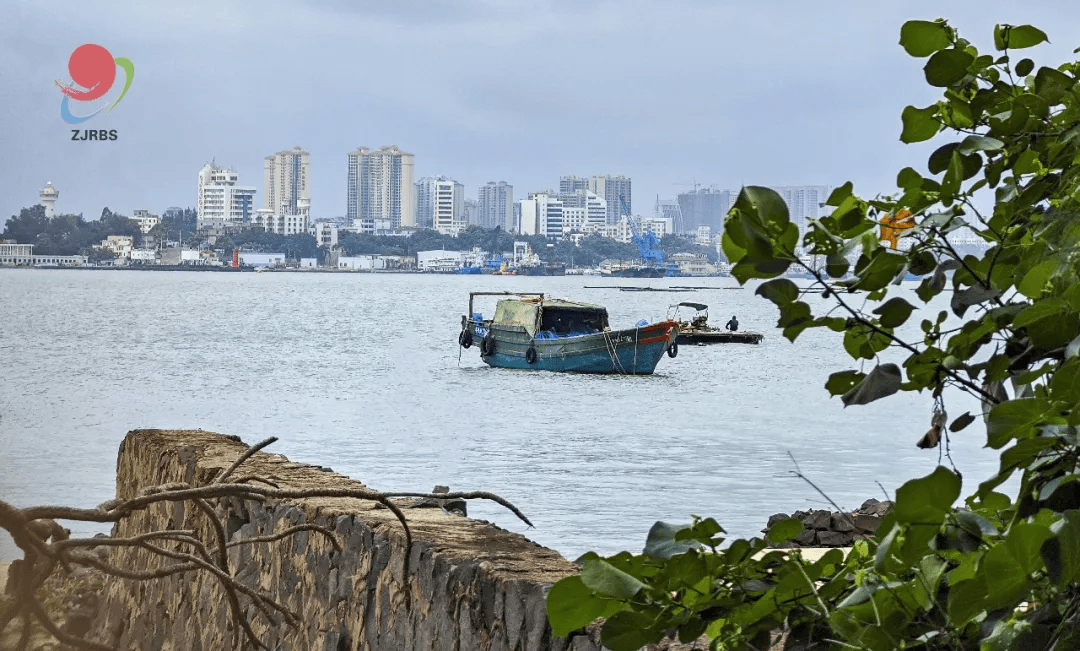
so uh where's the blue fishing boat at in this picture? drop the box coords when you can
[458,292,679,375]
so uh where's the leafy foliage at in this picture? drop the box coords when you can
[547,18,1080,650]
[2,205,143,255]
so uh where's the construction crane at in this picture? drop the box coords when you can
[620,196,664,266]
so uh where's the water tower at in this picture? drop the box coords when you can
[40,182,59,218]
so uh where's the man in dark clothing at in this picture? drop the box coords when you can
[726,316,739,331]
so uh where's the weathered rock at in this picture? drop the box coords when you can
[794,529,817,546]
[831,513,855,533]
[853,514,882,534]
[88,429,593,651]
[817,531,853,547]
[803,510,832,531]
[765,513,791,530]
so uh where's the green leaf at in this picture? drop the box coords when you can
[842,363,903,407]
[580,558,646,599]
[826,181,853,207]
[767,518,804,544]
[924,49,975,87]
[957,134,1004,155]
[740,186,790,229]
[1034,66,1075,104]
[1016,58,1035,76]
[755,278,799,306]
[1013,297,1068,329]
[826,370,865,396]
[1017,258,1060,298]
[995,24,1049,50]
[891,466,962,527]
[901,105,941,143]
[897,167,922,189]
[1050,359,1080,404]
[872,297,915,328]
[899,20,953,57]
[986,398,1054,449]
[546,575,625,636]
[1041,511,1080,586]
[642,521,701,560]
[950,412,976,432]
[600,609,665,651]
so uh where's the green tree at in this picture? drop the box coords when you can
[547,19,1080,651]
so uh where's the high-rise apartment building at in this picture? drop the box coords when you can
[264,147,310,217]
[676,187,731,234]
[196,163,256,231]
[432,179,466,235]
[415,176,445,229]
[477,181,514,231]
[559,175,588,198]
[655,197,684,233]
[587,174,631,224]
[346,145,415,233]
[772,185,831,235]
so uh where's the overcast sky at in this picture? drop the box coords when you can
[1,0,1077,224]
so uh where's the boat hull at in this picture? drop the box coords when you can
[607,266,666,278]
[467,320,678,374]
[675,329,763,345]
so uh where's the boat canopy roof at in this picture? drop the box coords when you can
[494,298,608,336]
[678,302,709,311]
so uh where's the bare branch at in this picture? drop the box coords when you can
[213,437,279,485]
[226,524,341,552]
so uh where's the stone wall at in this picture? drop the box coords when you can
[764,499,893,548]
[88,430,601,651]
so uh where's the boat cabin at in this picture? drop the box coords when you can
[479,294,610,338]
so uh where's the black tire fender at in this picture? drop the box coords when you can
[667,341,678,358]
[459,329,473,348]
[481,336,495,357]
[525,347,538,364]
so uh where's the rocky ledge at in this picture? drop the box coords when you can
[764,499,894,548]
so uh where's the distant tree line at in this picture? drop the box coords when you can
[3,204,720,266]
[1,205,142,257]
[337,225,719,266]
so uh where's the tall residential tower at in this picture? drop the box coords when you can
[346,146,415,233]
[477,181,514,231]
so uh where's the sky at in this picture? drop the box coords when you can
[1,0,1078,224]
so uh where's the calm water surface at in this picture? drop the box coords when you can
[0,269,999,561]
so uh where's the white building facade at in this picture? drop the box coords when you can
[196,163,256,231]
[433,179,466,235]
[518,192,564,239]
[132,210,160,234]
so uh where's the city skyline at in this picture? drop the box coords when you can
[4,2,1078,225]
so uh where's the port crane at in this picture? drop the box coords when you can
[619,196,664,266]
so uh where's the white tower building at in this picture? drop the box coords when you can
[40,182,59,218]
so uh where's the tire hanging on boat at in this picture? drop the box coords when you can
[481,335,496,357]
[459,329,473,348]
[525,347,537,364]
[667,341,678,358]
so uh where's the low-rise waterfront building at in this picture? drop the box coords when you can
[0,241,34,265]
[309,222,339,248]
[132,210,160,234]
[238,252,287,268]
[99,235,134,260]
